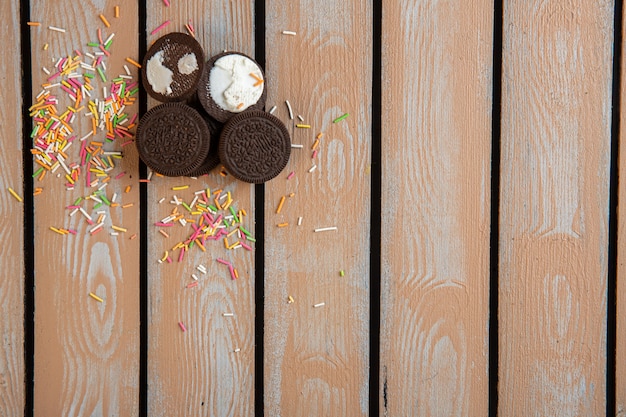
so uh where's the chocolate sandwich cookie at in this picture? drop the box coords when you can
[142,32,204,102]
[135,103,211,177]
[198,51,267,123]
[219,110,291,183]
[187,112,223,177]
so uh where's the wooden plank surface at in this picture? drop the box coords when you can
[379,0,493,415]
[617,4,626,414]
[263,1,372,415]
[145,3,257,416]
[30,2,141,415]
[499,1,613,414]
[0,0,24,414]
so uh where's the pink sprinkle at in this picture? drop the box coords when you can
[228,265,237,280]
[121,140,134,147]
[114,171,126,180]
[216,258,231,266]
[287,171,295,180]
[178,247,185,262]
[151,20,170,36]
[68,229,77,235]
[128,113,138,125]
[178,322,187,332]
[312,150,318,159]
[154,222,174,227]
[166,256,172,264]
[240,242,253,251]
[74,49,82,57]
[47,72,61,81]
[163,0,170,5]
[95,56,103,67]
[186,282,198,289]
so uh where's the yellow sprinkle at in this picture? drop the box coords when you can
[312,139,320,150]
[99,14,111,28]
[172,185,189,191]
[43,43,49,50]
[288,295,295,303]
[296,124,311,129]
[316,132,324,139]
[112,225,127,232]
[276,196,285,214]
[49,226,64,235]
[89,292,104,302]
[161,251,168,261]
[8,188,23,202]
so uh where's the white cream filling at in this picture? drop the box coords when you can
[209,54,263,112]
[178,53,198,75]
[146,51,173,95]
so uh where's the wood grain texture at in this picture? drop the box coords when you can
[30,1,141,415]
[145,3,256,416]
[264,1,372,415]
[0,0,24,415]
[379,0,493,415]
[617,5,626,415]
[499,1,613,415]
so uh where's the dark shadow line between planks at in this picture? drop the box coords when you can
[138,0,148,415]
[607,0,623,414]
[370,0,383,414]
[489,0,504,415]
[20,0,34,415]
[254,0,266,414]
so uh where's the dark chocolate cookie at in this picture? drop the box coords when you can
[141,32,204,102]
[219,110,291,183]
[197,51,267,123]
[135,103,211,177]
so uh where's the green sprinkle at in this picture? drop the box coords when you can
[208,205,218,212]
[87,42,100,47]
[113,77,123,82]
[84,72,95,79]
[239,226,251,237]
[229,206,238,221]
[93,202,102,210]
[223,220,229,227]
[96,67,106,82]
[32,167,44,178]
[30,125,39,138]
[182,202,192,212]
[73,197,82,205]
[104,39,113,50]
[333,113,349,123]
[188,240,195,249]
[247,237,256,243]
[340,270,345,277]
[119,82,126,97]
[128,87,139,96]
[100,194,111,205]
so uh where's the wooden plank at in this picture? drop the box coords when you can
[30,2,141,415]
[617,4,626,414]
[145,3,256,416]
[499,1,613,414]
[263,1,372,415]
[379,0,492,415]
[0,0,24,414]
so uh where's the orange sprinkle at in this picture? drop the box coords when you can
[99,14,111,28]
[125,185,131,193]
[125,57,142,68]
[159,230,169,238]
[130,234,137,240]
[114,5,120,18]
[276,196,285,214]
[122,203,134,208]
[237,103,245,109]
[277,223,289,228]
[316,132,324,139]
[27,21,41,26]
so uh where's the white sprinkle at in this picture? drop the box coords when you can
[98,183,108,191]
[268,105,277,114]
[119,74,132,80]
[44,83,60,90]
[314,226,337,232]
[124,64,131,75]
[285,100,294,119]
[42,67,50,75]
[298,216,303,226]
[90,195,102,203]
[194,190,205,195]
[86,52,96,59]
[111,193,118,203]
[291,144,304,149]
[103,86,107,98]
[79,131,93,142]
[48,26,66,33]
[308,164,317,173]
[111,232,119,236]
[158,197,165,204]
[282,30,297,36]
[147,171,153,181]
[313,302,325,308]
[89,223,104,233]
[96,210,106,214]
[233,348,241,353]
[102,151,122,156]
[69,208,79,217]
[297,115,304,121]
[104,33,115,45]
[94,51,105,56]
[192,274,199,281]
[101,61,107,71]
[179,218,187,227]
[222,313,234,317]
